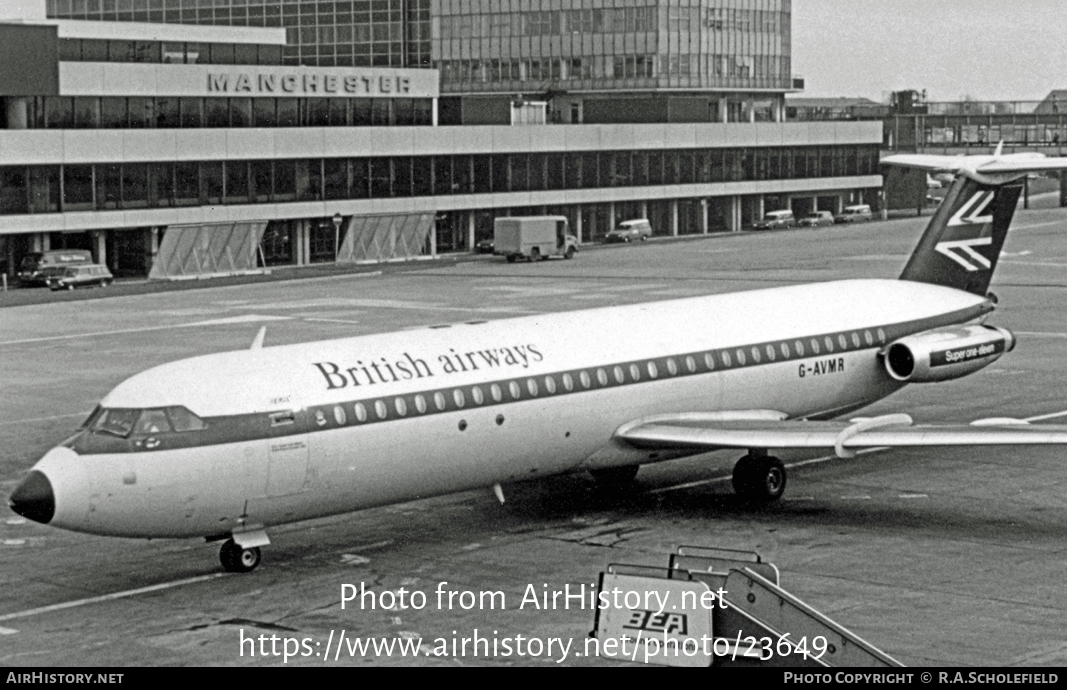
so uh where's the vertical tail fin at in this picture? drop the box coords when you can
[899,174,1022,295]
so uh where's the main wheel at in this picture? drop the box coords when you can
[530,247,541,262]
[590,465,639,487]
[220,538,262,573]
[564,246,575,260]
[732,455,786,503]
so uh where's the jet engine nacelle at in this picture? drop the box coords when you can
[883,324,1015,383]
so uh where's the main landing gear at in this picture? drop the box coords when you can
[220,538,262,573]
[732,451,786,503]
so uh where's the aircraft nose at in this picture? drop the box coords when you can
[8,470,55,524]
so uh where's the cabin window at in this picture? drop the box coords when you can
[838,334,848,350]
[453,389,466,407]
[374,400,388,419]
[628,364,640,381]
[415,395,428,413]
[562,373,574,391]
[333,405,347,425]
[434,392,448,410]
[751,347,761,363]
[596,368,608,386]
[354,402,368,422]
[526,378,539,396]
[877,328,886,344]
[666,358,678,376]
[613,366,625,384]
[766,345,776,361]
[647,361,659,379]
[721,351,732,367]
[824,337,834,352]
[471,386,485,404]
[864,330,874,346]
[544,376,557,394]
[704,353,715,370]
[794,340,805,357]
[781,343,791,359]
[509,381,522,399]
[394,397,408,416]
[490,384,503,401]
[735,349,746,365]
[580,371,592,388]
[852,332,861,348]
[685,356,696,373]
[810,338,820,354]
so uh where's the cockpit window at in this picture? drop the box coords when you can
[87,406,206,437]
[91,408,140,438]
[81,405,103,429]
[167,406,206,431]
[135,410,172,435]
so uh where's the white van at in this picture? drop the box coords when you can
[494,216,579,262]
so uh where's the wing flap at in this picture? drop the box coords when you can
[617,413,1067,458]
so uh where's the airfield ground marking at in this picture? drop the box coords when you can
[0,315,292,347]
[1017,332,1067,338]
[0,412,87,427]
[0,573,227,625]
[1024,410,1067,422]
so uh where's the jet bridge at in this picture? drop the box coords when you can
[591,546,903,668]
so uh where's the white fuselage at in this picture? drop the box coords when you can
[31,279,991,539]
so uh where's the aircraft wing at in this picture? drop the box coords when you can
[882,153,1067,175]
[616,412,1067,458]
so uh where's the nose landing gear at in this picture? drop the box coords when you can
[732,452,786,503]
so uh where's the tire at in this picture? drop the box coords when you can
[530,247,541,262]
[624,236,631,243]
[506,255,517,263]
[732,455,786,503]
[590,465,639,487]
[564,246,575,260]
[220,539,262,573]
[640,235,648,241]
[101,280,111,287]
[66,284,74,291]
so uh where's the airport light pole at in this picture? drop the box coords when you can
[333,213,343,262]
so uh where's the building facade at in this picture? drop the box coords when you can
[0,1,880,281]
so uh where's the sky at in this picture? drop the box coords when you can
[792,0,1067,103]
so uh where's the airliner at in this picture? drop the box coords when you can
[11,150,1067,573]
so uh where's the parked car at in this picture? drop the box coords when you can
[798,211,835,228]
[834,204,873,224]
[18,249,93,287]
[605,219,653,243]
[46,263,113,291]
[475,238,495,254]
[752,210,796,230]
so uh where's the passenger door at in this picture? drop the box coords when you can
[266,409,310,496]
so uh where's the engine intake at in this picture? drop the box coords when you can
[883,325,1015,383]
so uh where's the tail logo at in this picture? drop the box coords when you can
[947,191,994,227]
[934,237,993,271]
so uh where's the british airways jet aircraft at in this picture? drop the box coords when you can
[11,151,1067,573]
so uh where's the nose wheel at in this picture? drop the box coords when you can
[732,453,786,503]
[220,538,262,573]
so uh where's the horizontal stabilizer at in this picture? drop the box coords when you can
[616,413,1067,459]
[882,151,1067,181]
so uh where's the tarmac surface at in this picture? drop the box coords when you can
[2,208,1067,667]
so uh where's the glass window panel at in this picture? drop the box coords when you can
[0,167,29,215]
[149,162,172,207]
[63,165,94,208]
[154,97,179,128]
[350,158,369,199]
[121,163,147,207]
[201,161,223,204]
[253,98,277,127]
[224,160,249,202]
[174,162,200,205]
[324,158,348,199]
[250,160,273,202]
[95,163,121,209]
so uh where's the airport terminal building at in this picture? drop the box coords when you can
[0,1,881,279]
